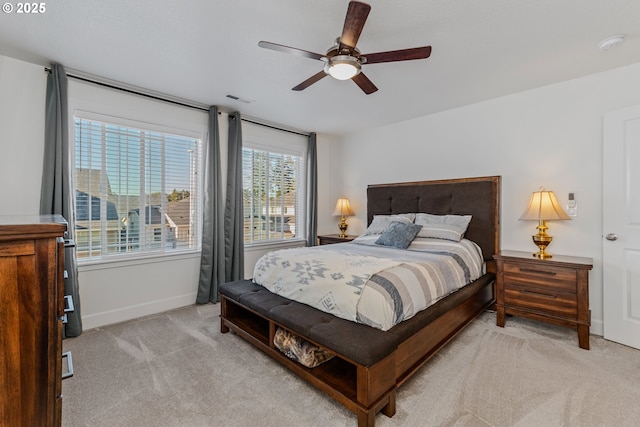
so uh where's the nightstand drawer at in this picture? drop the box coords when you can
[504,286,577,317]
[503,262,577,294]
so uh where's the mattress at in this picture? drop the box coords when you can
[252,235,484,330]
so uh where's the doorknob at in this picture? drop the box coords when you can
[606,233,618,241]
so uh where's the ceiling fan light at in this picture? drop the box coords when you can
[328,63,358,80]
[325,55,361,80]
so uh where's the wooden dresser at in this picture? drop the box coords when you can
[0,215,71,426]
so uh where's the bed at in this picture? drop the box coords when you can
[219,176,501,427]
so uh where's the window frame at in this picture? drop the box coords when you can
[241,123,308,247]
[72,110,204,264]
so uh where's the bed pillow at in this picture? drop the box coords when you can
[414,213,472,241]
[375,221,423,249]
[362,214,414,235]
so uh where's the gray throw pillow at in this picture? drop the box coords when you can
[375,222,423,249]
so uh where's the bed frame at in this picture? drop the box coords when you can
[219,176,501,426]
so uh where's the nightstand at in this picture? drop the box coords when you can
[494,250,593,349]
[317,234,356,245]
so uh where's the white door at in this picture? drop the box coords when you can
[603,105,640,350]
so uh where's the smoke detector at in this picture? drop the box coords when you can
[598,35,625,50]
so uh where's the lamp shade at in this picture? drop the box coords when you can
[520,188,571,221]
[332,198,355,217]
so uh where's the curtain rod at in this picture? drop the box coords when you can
[44,67,311,137]
[240,118,309,137]
[45,67,209,112]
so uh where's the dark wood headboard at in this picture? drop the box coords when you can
[367,176,501,263]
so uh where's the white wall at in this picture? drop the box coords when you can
[0,56,46,214]
[316,133,343,237]
[327,62,640,336]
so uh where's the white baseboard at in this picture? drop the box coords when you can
[81,293,198,330]
[591,318,603,337]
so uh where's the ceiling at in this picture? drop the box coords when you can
[1,0,639,136]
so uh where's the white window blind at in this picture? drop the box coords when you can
[242,122,307,245]
[74,116,202,260]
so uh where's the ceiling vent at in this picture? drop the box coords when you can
[226,94,254,104]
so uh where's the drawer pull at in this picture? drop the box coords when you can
[519,268,556,276]
[64,295,74,313]
[62,351,74,379]
[520,289,557,299]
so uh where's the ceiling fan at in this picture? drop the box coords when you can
[258,1,432,95]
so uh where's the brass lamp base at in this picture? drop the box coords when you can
[338,216,348,238]
[532,220,553,259]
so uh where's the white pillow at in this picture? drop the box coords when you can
[362,214,415,235]
[414,213,472,241]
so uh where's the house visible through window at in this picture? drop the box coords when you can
[74,116,202,260]
[242,123,307,245]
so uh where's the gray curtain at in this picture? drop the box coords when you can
[306,133,318,246]
[196,106,225,303]
[40,64,82,337]
[224,112,244,281]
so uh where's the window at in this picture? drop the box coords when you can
[242,123,307,245]
[73,116,202,260]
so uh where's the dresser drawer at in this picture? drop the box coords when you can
[503,262,577,294]
[504,286,577,318]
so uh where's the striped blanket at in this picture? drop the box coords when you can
[253,235,484,331]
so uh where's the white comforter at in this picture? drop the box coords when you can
[253,235,484,331]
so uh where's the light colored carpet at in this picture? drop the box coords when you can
[62,304,640,427]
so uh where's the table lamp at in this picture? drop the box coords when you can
[332,197,355,238]
[519,187,571,259]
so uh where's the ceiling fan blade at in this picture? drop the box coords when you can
[339,1,371,50]
[362,46,432,64]
[292,71,328,91]
[352,72,378,95]
[258,41,325,61]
